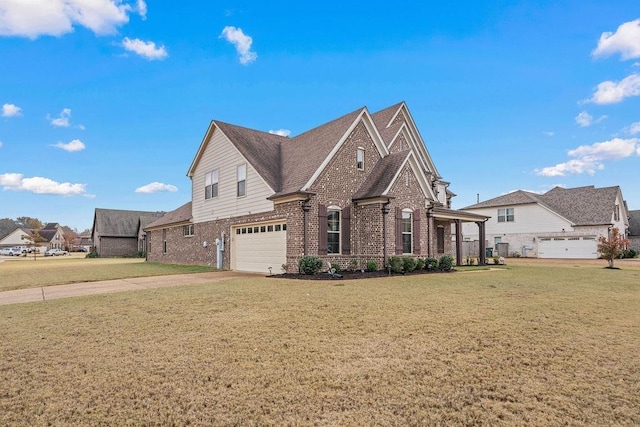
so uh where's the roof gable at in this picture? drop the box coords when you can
[145,202,192,230]
[629,210,640,236]
[93,208,163,237]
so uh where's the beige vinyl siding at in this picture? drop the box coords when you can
[461,203,573,239]
[192,127,275,223]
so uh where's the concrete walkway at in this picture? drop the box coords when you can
[0,271,256,306]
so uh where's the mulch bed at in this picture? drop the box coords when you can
[267,268,456,280]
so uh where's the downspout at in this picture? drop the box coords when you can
[302,199,311,256]
[382,202,391,269]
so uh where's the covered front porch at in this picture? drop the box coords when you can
[429,207,490,266]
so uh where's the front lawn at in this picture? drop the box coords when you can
[1,262,638,425]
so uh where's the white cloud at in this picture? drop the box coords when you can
[52,139,85,152]
[0,141,3,149]
[0,0,136,39]
[0,172,89,196]
[2,103,22,117]
[136,0,147,20]
[626,121,640,135]
[220,26,257,65]
[588,74,640,104]
[535,137,640,177]
[542,131,554,137]
[575,111,606,127]
[121,37,168,60]
[269,129,291,137]
[48,108,72,127]
[135,182,177,193]
[592,19,640,60]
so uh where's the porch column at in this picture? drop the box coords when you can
[426,208,433,258]
[382,203,391,268]
[477,221,486,266]
[455,219,463,266]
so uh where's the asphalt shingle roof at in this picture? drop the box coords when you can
[353,150,409,200]
[629,210,640,236]
[145,202,192,229]
[93,208,164,237]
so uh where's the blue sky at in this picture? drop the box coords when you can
[1,1,639,232]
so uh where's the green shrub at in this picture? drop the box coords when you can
[349,258,359,271]
[415,258,425,270]
[298,256,323,275]
[331,263,340,272]
[493,256,500,265]
[85,252,98,258]
[425,257,438,271]
[438,255,454,271]
[365,261,378,272]
[402,256,417,272]
[622,249,638,259]
[388,256,404,273]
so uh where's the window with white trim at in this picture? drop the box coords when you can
[237,164,246,197]
[327,207,341,254]
[183,224,194,237]
[497,208,514,222]
[402,210,412,254]
[356,148,364,170]
[205,170,218,200]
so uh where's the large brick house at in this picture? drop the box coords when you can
[145,102,487,273]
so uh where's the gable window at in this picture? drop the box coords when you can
[237,164,246,197]
[614,205,620,221]
[402,210,413,254]
[497,208,514,222]
[356,148,365,170]
[183,224,194,237]
[327,208,341,254]
[205,170,219,200]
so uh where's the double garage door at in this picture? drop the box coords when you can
[538,236,598,259]
[232,222,287,273]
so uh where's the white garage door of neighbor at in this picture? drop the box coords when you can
[233,222,287,273]
[538,236,598,259]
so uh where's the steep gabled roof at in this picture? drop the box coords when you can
[279,107,366,195]
[93,208,163,237]
[371,102,404,129]
[464,186,624,226]
[352,150,410,200]
[213,121,285,192]
[145,202,192,230]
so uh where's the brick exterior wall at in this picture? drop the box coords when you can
[98,237,139,257]
[148,117,456,271]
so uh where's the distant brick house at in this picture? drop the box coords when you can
[145,102,488,273]
[628,210,640,253]
[92,208,164,257]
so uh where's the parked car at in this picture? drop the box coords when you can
[0,247,21,256]
[44,248,68,256]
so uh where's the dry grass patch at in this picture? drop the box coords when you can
[0,258,212,291]
[1,263,639,425]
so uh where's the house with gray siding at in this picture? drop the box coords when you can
[92,208,164,257]
[145,102,488,273]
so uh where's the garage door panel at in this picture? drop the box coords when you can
[233,222,286,273]
[538,237,597,259]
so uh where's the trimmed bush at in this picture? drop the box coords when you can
[365,261,378,272]
[415,258,425,270]
[331,263,340,273]
[402,256,417,272]
[425,257,438,271]
[388,256,404,273]
[85,252,98,258]
[438,255,454,271]
[298,256,323,275]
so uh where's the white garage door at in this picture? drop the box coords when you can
[538,236,598,259]
[232,222,287,273]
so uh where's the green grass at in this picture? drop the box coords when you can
[1,262,639,425]
[0,257,213,291]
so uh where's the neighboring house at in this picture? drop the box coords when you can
[92,209,164,257]
[0,227,33,249]
[628,210,640,252]
[38,223,66,251]
[74,234,93,252]
[145,102,488,273]
[461,186,630,259]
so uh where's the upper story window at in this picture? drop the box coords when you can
[205,170,219,200]
[327,207,341,254]
[237,164,246,197]
[498,208,514,222]
[402,210,413,254]
[614,205,620,221]
[356,148,365,170]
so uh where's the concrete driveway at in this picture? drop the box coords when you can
[0,271,257,306]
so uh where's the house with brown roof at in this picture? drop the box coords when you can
[92,208,165,257]
[144,102,488,273]
[461,186,630,259]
